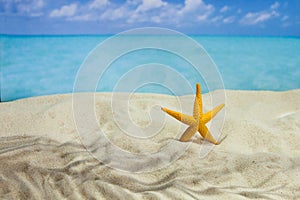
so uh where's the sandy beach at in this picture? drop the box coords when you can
[0,90,299,199]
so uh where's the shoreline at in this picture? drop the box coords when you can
[1,88,300,103]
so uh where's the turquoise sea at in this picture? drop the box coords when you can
[1,35,300,101]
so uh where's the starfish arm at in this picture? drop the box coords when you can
[196,83,203,116]
[179,125,198,142]
[198,124,219,145]
[161,107,196,126]
[193,95,200,120]
[202,103,225,124]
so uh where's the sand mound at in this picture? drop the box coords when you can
[1,90,300,199]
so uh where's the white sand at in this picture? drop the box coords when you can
[0,90,299,199]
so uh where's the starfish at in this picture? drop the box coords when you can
[161,83,224,145]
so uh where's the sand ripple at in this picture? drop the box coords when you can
[1,135,299,199]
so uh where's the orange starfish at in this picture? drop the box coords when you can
[161,83,224,145]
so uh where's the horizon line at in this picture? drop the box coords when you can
[1,33,299,38]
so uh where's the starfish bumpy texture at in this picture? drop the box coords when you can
[161,83,224,145]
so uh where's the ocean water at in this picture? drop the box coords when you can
[1,35,299,101]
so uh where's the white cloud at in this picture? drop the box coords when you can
[124,0,168,24]
[179,0,203,14]
[101,6,129,21]
[240,2,281,26]
[18,0,44,12]
[1,0,289,31]
[2,0,45,16]
[270,1,280,10]
[178,0,214,17]
[220,5,229,13]
[50,3,77,18]
[154,5,180,24]
[240,10,279,25]
[176,0,215,25]
[223,16,235,24]
[70,14,93,21]
[281,15,290,27]
[49,0,217,26]
[43,0,217,26]
[136,0,167,12]
[197,14,209,21]
[211,15,222,23]
[150,16,159,23]
[281,15,289,21]
[89,0,109,9]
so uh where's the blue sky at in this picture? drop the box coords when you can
[0,0,299,36]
